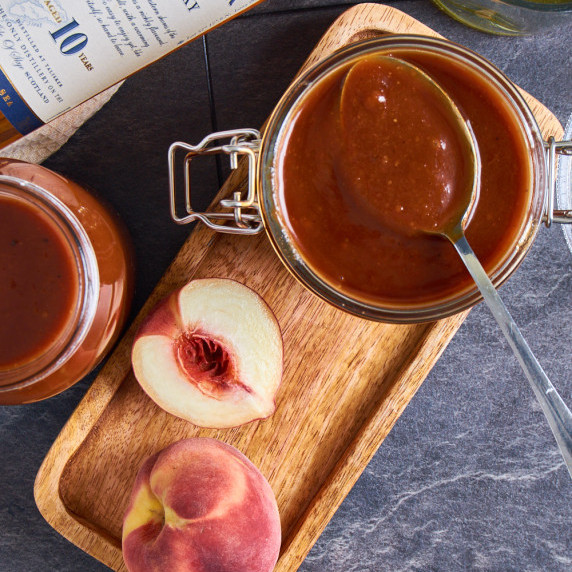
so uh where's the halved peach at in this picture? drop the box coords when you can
[131,278,283,428]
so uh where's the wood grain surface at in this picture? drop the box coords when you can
[34,4,564,571]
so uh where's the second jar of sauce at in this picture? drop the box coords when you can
[0,159,133,404]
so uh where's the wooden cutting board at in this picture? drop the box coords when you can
[34,4,563,571]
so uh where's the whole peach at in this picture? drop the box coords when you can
[122,437,281,572]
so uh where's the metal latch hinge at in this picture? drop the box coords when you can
[544,137,572,227]
[168,129,264,235]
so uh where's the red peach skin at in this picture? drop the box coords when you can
[122,438,281,572]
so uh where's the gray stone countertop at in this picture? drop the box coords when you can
[0,1,570,571]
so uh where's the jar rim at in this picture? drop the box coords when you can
[258,35,547,323]
[0,175,100,390]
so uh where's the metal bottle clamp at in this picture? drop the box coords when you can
[169,130,572,232]
[169,129,264,235]
[545,137,572,226]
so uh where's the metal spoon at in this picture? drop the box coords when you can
[341,56,572,476]
[446,209,572,478]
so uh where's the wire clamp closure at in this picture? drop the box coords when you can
[169,129,264,235]
[544,137,572,227]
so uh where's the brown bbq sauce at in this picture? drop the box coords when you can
[0,196,79,369]
[338,56,476,237]
[0,159,133,404]
[275,50,531,306]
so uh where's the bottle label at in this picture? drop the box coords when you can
[0,0,259,134]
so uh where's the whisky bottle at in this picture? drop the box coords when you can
[0,0,261,148]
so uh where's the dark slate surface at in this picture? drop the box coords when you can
[1,1,571,571]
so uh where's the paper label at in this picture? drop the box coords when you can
[0,0,257,133]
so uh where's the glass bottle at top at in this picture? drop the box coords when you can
[0,0,260,147]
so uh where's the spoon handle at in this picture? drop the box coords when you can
[453,234,572,477]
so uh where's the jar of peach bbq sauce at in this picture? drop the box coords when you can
[168,36,572,324]
[0,160,133,404]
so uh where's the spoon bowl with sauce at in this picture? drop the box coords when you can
[339,54,572,477]
[338,55,480,239]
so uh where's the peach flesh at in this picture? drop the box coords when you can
[131,278,283,428]
[122,438,281,572]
